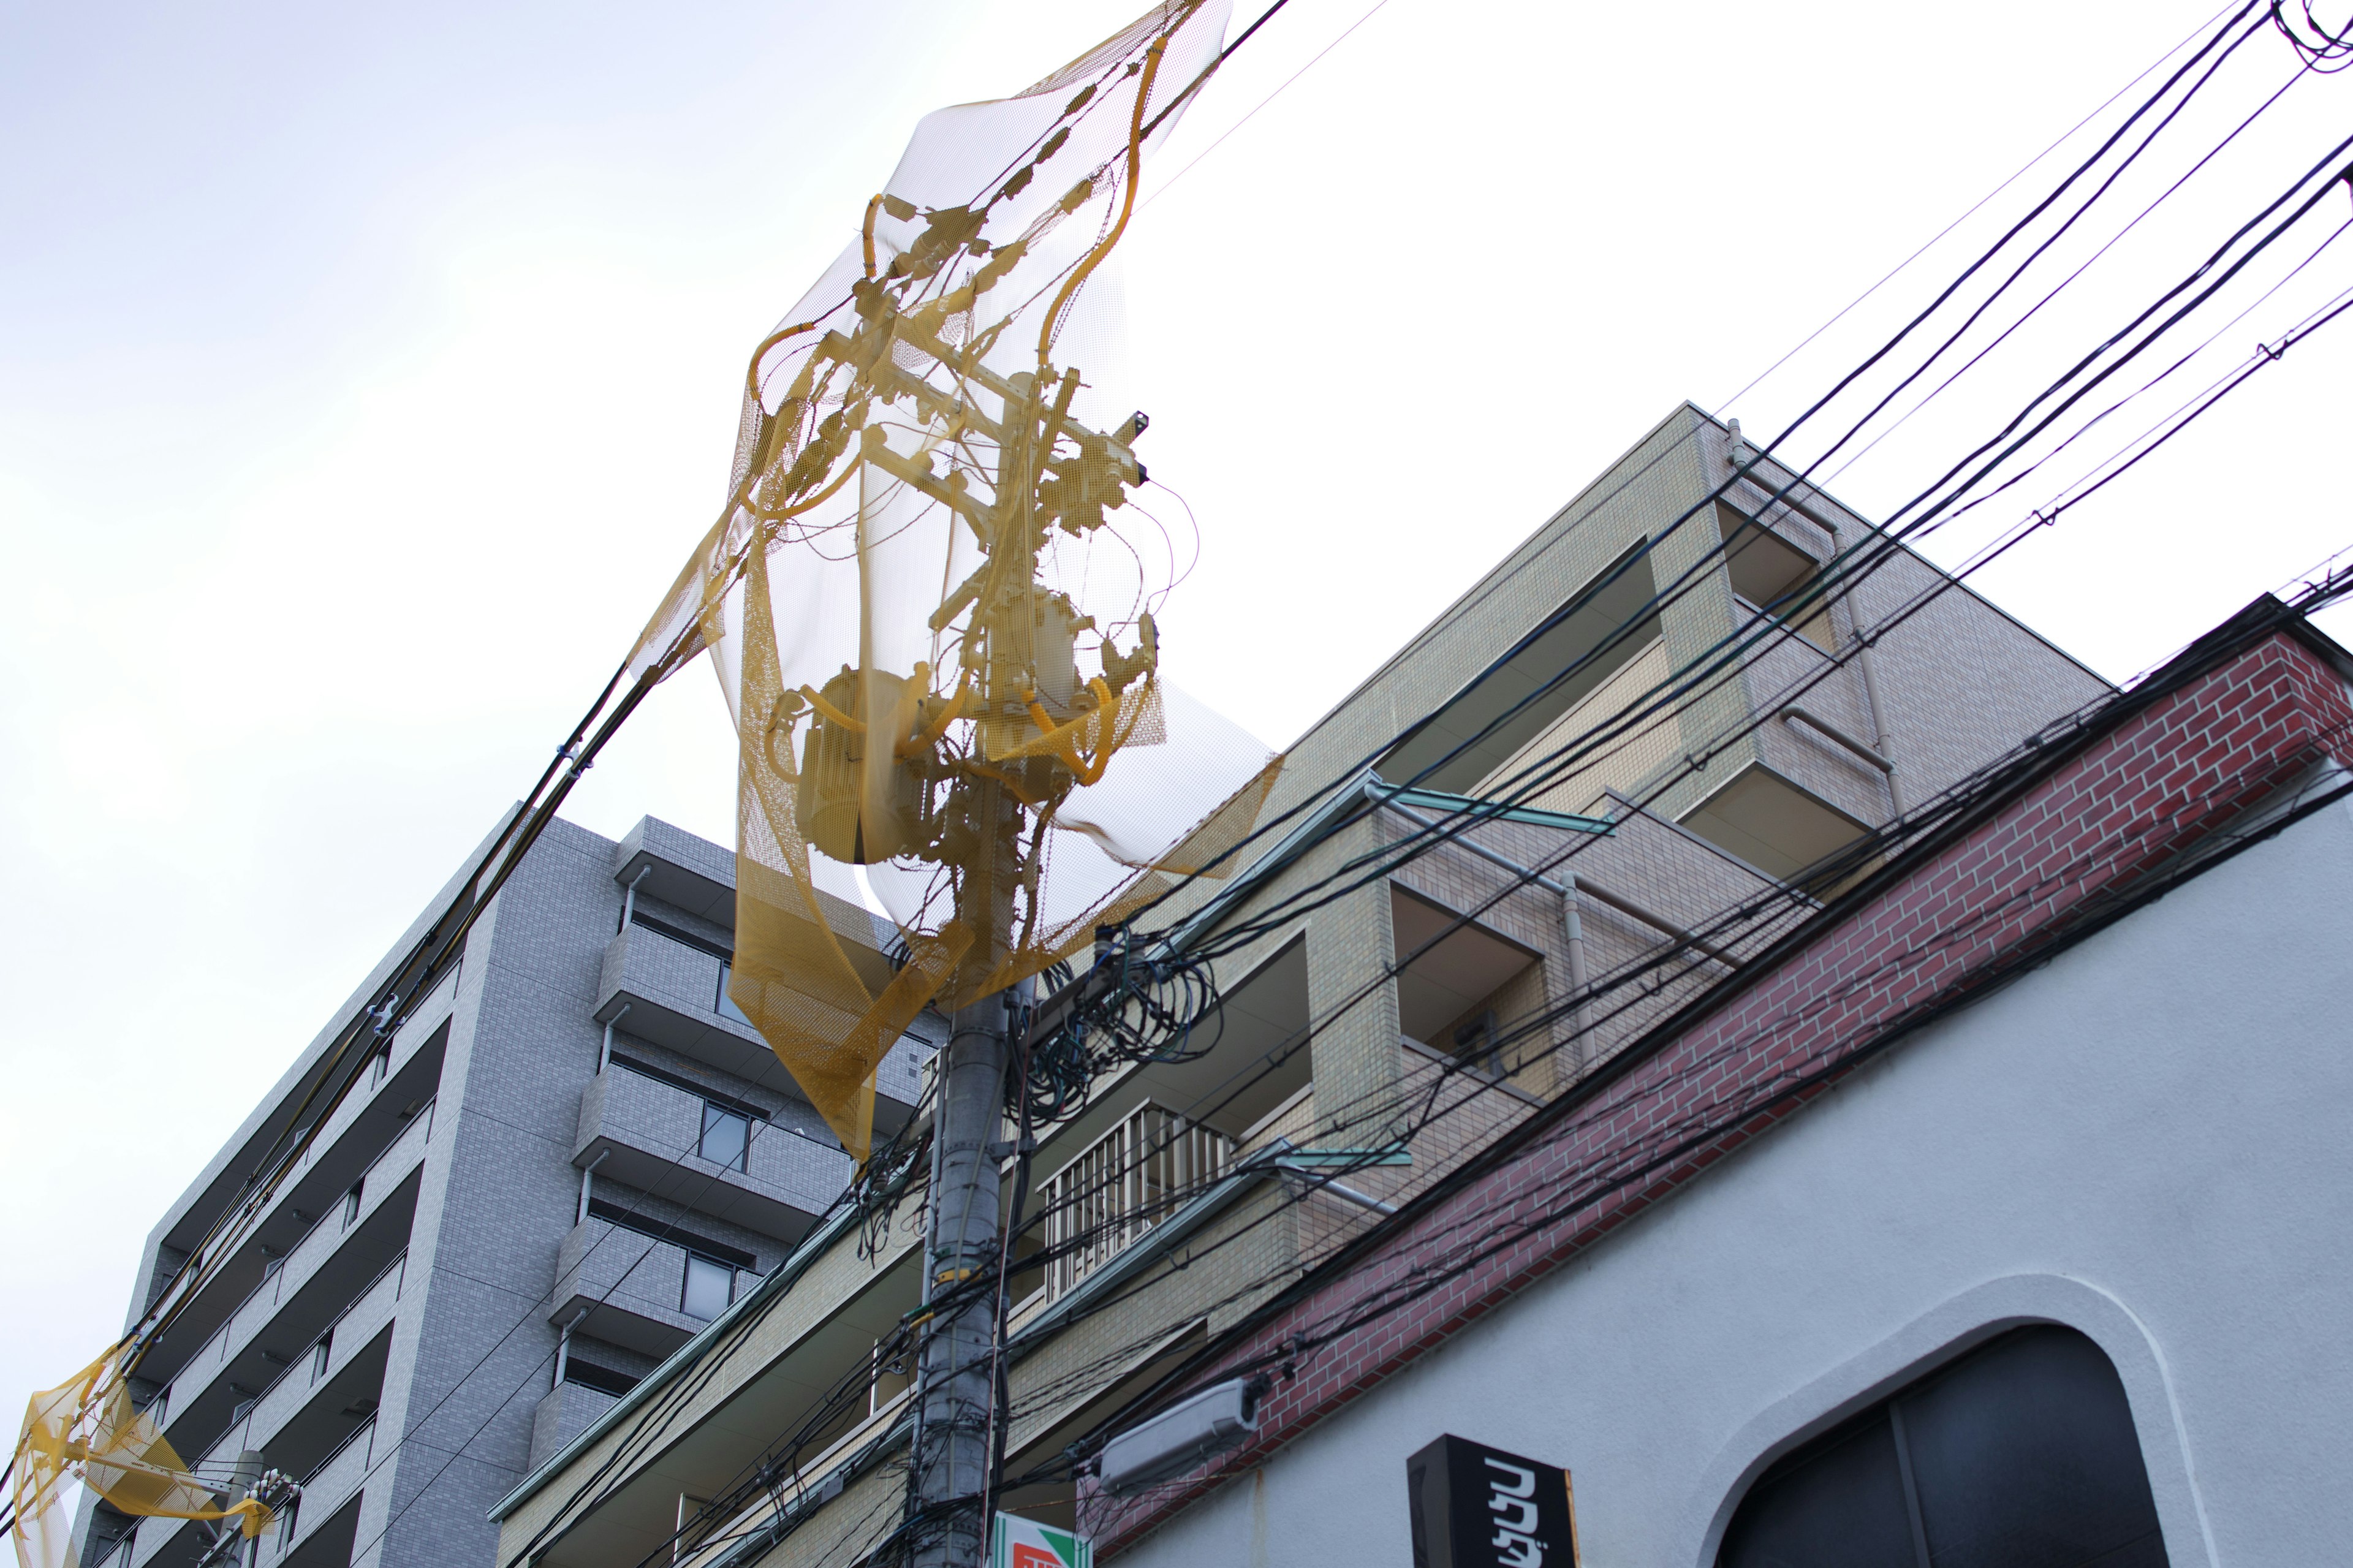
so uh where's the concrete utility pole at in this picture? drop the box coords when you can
[909,372,1048,1568]
[911,977,1022,1568]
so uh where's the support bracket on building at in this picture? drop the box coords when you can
[1779,705,1895,775]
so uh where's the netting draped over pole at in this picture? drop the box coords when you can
[620,0,1275,1163]
[11,7,1277,1563]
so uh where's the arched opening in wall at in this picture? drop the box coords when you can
[1717,1325,2167,1568]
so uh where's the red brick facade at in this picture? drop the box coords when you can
[1089,619,2353,1554]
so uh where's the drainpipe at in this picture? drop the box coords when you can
[1560,882,1597,1074]
[618,863,652,934]
[1853,638,1906,816]
[552,1306,590,1392]
[576,1148,608,1225]
[1802,499,1906,820]
[597,1003,630,1074]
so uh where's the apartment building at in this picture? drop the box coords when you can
[488,404,2113,1568]
[78,818,938,1568]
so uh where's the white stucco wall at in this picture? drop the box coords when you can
[1112,795,2353,1568]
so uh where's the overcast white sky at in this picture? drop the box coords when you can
[4,0,2348,1429]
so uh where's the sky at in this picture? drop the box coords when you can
[4,0,2349,1439]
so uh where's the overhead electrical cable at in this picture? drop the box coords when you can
[381,12,2353,1563]
[1715,0,2249,412]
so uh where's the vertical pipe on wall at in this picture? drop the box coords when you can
[576,1149,607,1225]
[552,1307,589,1392]
[1809,496,1907,821]
[618,863,652,934]
[1561,878,1597,1075]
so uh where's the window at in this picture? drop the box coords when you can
[341,1183,363,1229]
[563,1357,639,1398]
[700,1104,751,1171]
[681,1254,735,1321]
[715,963,753,1025]
[1719,1325,2167,1568]
[1450,1010,1502,1075]
[368,1047,390,1088]
[310,1338,332,1382]
[582,1199,757,1271]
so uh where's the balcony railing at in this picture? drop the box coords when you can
[1036,1104,1234,1304]
[582,1061,852,1232]
[129,1254,407,1568]
[146,1100,431,1449]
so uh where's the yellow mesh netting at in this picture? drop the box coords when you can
[621,0,1283,1161]
[13,1355,275,1568]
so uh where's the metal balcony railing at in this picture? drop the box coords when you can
[1036,1104,1234,1304]
[146,1102,431,1446]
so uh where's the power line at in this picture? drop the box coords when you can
[1715,0,2251,412]
[1139,0,1395,208]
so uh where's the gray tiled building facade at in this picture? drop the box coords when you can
[81,818,936,1568]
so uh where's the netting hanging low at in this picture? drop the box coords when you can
[12,1353,279,1568]
[623,0,1281,1161]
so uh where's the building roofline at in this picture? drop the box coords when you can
[1271,405,1712,763]
[1708,411,2115,694]
[137,808,555,1282]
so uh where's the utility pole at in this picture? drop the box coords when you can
[907,371,1047,1568]
[910,976,1024,1568]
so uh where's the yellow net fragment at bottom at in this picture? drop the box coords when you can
[13,1355,276,1568]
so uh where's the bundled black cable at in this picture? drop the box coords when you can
[1016,929,1225,1123]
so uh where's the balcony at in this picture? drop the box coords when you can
[593,922,933,1120]
[135,1013,445,1393]
[575,1064,852,1244]
[146,1102,431,1463]
[528,1379,621,1472]
[262,1415,375,1567]
[549,1218,763,1360]
[127,1254,404,1568]
[1033,1104,1236,1306]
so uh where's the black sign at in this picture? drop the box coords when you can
[1406,1434,1578,1568]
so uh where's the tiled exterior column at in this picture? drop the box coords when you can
[1648,421,1762,822]
[1298,817,1403,1144]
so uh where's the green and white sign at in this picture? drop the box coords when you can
[989,1512,1092,1568]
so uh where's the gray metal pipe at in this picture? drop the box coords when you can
[1779,705,1895,773]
